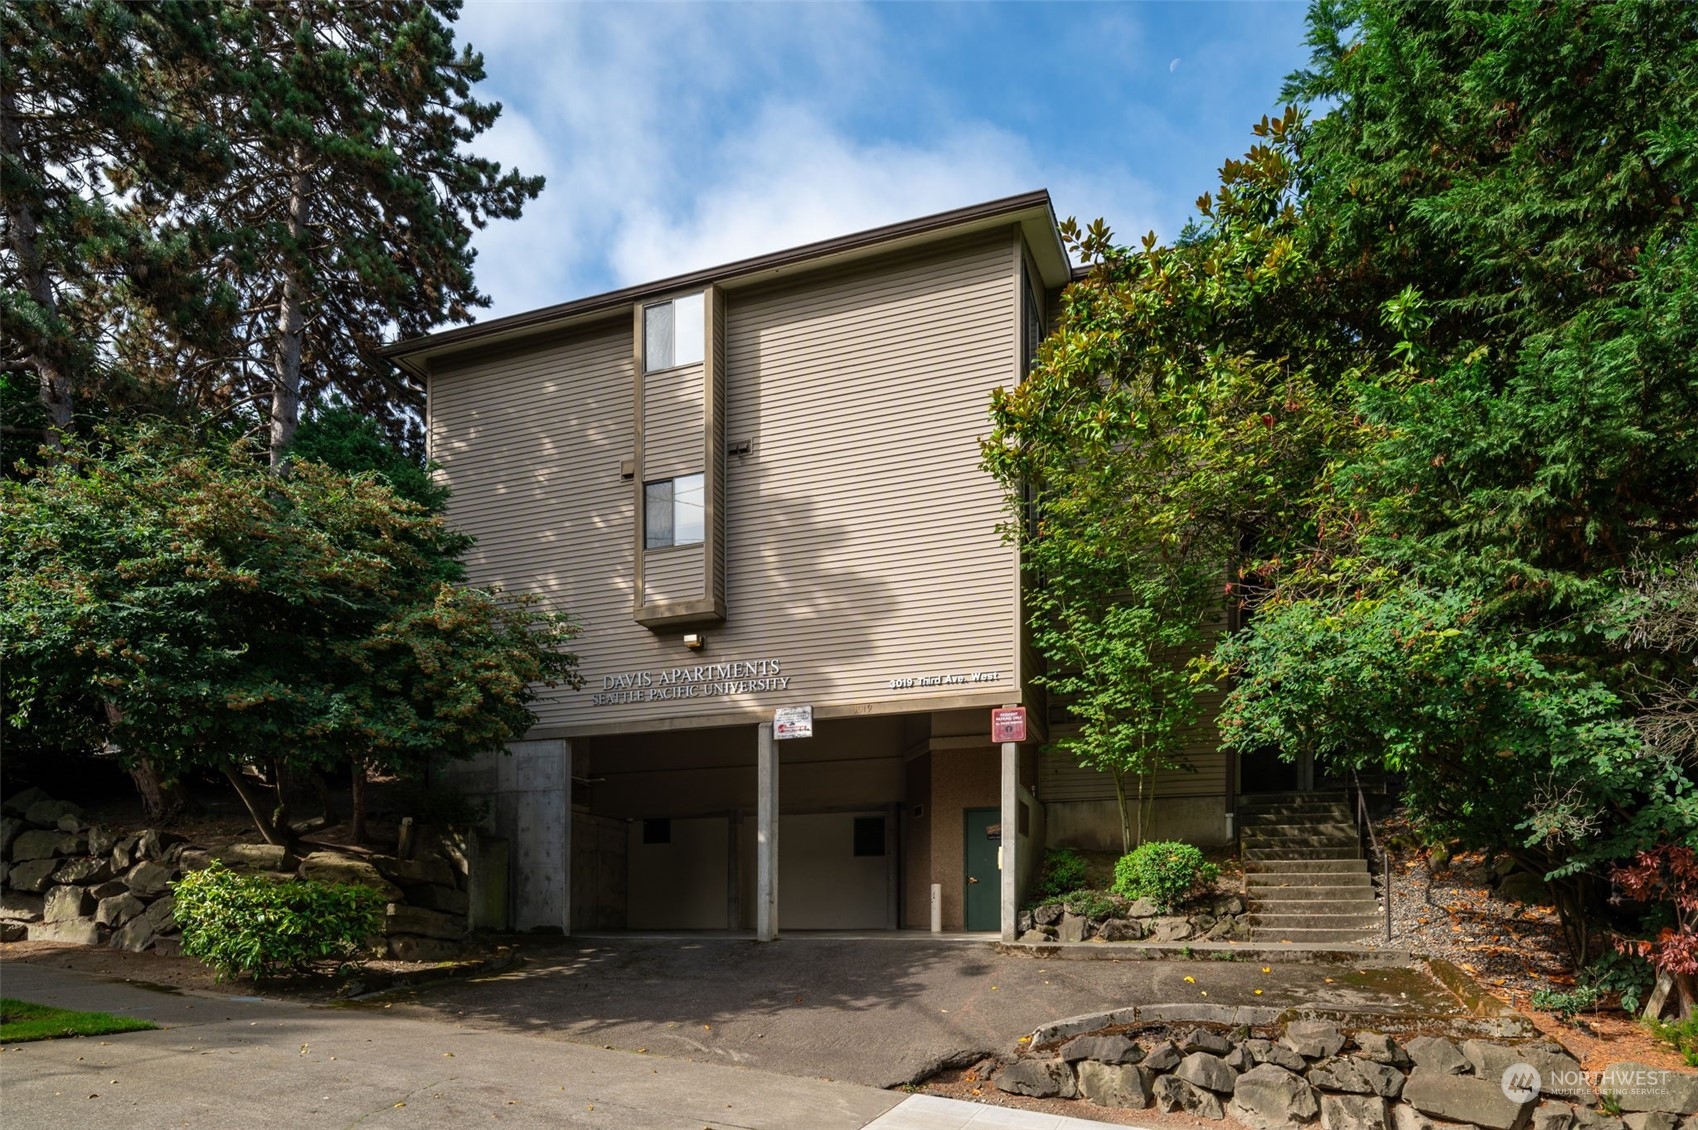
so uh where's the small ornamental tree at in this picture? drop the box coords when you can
[0,424,580,841]
[1614,846,1698,1019]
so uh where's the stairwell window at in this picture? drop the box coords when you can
[644,473,705,549]
[643,293,704,372]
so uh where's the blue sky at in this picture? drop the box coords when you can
[455,2,1316,320]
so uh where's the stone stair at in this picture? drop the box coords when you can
[1239,793,1383,945]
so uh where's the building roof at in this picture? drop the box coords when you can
[385,189,1070,376]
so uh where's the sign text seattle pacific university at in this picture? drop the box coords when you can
[590,658,790,706]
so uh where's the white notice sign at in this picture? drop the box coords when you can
[773,705,813,740]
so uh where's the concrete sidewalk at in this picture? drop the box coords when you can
[0,962,1126,1129]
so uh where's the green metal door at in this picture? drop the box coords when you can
[964,807,1001,932]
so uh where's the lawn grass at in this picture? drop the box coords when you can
[0,998,158,1043]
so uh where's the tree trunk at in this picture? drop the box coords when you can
[269,142,310,467]
[1112,768,1132,855]
[350,757,367,844]
[0,85,74,441]
[128,759,186,822]
[223,766,291,847]
[1677,972,1697,1021]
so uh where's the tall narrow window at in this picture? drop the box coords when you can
[644,472,705,549]
[643,292,704,371]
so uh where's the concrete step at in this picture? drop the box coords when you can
[1243,845,1367,861]
[1252,897,1381,916]
[1239,801,1352,817]
[1247,885,1380,904]
[1239,809,1353,825]
[1243,857,1367,875]
[1241,829,1361,847]
[1250,926,1381,943]
[1250,911,1384,930]
[1240,821,1358,835]
[1248,871,1374,890]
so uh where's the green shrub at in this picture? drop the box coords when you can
[1530,985,1600,1021]
[1059,888,1122,921]
[172,863,384,981]
[1036,849,1089,902]
[1112,841,1219,912]
[1649,1015,1698,1068]
[1586,950,1656,1015]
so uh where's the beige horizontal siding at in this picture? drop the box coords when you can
[643,362,704,481]
[429,230,1023,734]
[1040,747,1229,802]
[643,545,704,604]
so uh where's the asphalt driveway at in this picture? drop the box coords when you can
[383,935,1460,1088]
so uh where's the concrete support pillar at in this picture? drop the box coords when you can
[756,721,778,941]
[999,740,1018,942]
[560,741,573,936]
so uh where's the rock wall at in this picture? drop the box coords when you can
[0,787,475,962]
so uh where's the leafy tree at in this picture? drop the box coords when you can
[0,425,579,841]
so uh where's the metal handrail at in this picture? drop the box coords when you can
[1351,766,1393,944]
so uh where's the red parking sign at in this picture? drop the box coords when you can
[991,706,1027,743]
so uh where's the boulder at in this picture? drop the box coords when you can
[86,825,118,858]
[1100,917,1145,941]
[1017,910,1034,934]
[1144,1040,1184,1071]
[1391,1105,1442,1130]
[409,884,469,916]
[1533,1102,1577,1130]
[0,891,45,922]
[1178,1051,1241,1094]
[222,843,299,872]
[0,815,24,855]
[29,916,100,945]
[43,884,93,922]
[86,880,128,900]
[372,854,457,889]
[1058,912,1087,943]
[1250,1038,1312,1073]
[96,893,147,928]
[11,828,77,861]
[1226,1044,1254,1071]
[299,853,404,900]
[1311,1058,1378,1095]
[386,935,467,962]
[1,787,52,816]
[1207,917,1241,940]
[995,1058,1077,1099]
[111,834,139,872]
[1405,1037,1470,1076]
[1156,1074,1227,1119]
[24,798,81,826]
[1323,1094,1391,1130]
[1033,903,1063,926]
[1183,1027,1236,1055]
[1572,1110,1627,1130]
[51,856,113,885]
[55,814,83,833]
[133,829,181,863]
[0,921,25,942]
[1078,1061,1154,1108]
[1194,912,1219,933]
[1286,1022,1347,1060]
[1360,1061,1407,1100]
[1463,1042,1588,1099]
[113,914,156,952]
[1497,873,1549,905]
[1404,1069,1536,1130]
[1150,916,1195,942]
[178,849,215,873]
[1356,1033,1413,1069]
[1600,1064,1698,1115]
[142,894,178,932]
[124,860,178,898]
[1060,1034,1143,1065]
[1018,928,1050,944]
[383,904,464,941]
[7,858,58,893]
[1625,1116,1680,1130]
[1128,898,1162,918]
[1231,1063,1320,1130]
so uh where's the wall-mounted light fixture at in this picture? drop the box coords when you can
[683,632,704,650]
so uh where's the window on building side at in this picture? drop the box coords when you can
[643,292,704,372]
[644,472,705,549]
